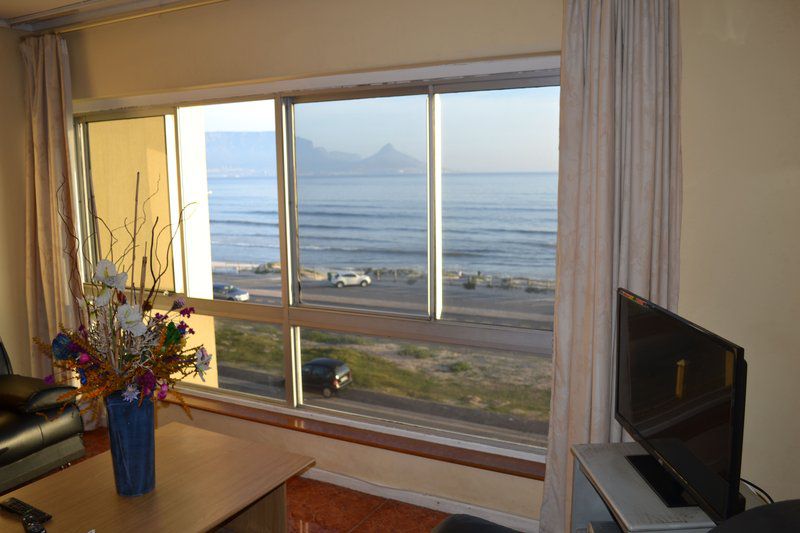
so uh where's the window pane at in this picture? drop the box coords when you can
[293,95,428,315]
[440,87,559,329]
[178,100,280,305]
[181,313,284,401]
[86,116,177,291]
[299,328,550,446]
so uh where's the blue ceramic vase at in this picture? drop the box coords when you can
[104,391,155,496]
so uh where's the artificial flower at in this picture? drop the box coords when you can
[52,333,78,360]
[92,259,117,284]
[170,298,186,311]
[157,382,169,401]
[116,304,147,337]
[195,347,212,381]
[94,286,114,307]
[138,371,156,398]
[78,353,91,364]
[122,384,140,403]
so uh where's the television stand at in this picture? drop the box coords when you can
[570,443,762,533]
[626,454,696,508]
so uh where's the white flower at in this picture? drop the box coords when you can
[194,347,212,381]
[93,260,127,290]
[109,272,128,291]
[93,260,117,284]
[116,304,147,337]
[94,286,114,307]
[122,384,140,403]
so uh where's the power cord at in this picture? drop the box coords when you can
[741,478,774,505]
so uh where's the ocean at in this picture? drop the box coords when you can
[208,173,557,281]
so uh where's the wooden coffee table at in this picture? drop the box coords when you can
[0,422,314,532]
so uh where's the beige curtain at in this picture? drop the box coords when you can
[20,35,83,380]
[540,1,682,531]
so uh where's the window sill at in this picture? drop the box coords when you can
[164,389,546,481]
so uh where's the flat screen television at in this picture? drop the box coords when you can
[615,288,747,523]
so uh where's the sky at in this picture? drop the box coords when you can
[201,86,560,173]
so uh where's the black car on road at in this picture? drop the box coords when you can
[301,358,352,397]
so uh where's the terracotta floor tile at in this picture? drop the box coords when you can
[352,500,449,533]
[287,476,387,532]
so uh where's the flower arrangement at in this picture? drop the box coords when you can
[36,173,212,417]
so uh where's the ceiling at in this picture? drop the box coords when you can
[0,0,218,31]
[0,0,75,19]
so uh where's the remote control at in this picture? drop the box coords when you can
[0,498,51,524]
[22,513,46,533]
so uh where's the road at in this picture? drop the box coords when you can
[218,363,548,448]
[213,272,555,330]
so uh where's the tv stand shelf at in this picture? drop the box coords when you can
[570,443,760,533]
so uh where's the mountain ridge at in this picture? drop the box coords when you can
[205,131,425,177]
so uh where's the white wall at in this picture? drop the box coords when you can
[156,402,544,520]
[64,0,563,100]
[0,28,31,375]
[679,0,800,501]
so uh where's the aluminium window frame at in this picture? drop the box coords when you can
[73,68,558,451]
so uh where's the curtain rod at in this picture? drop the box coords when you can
[30,0,227,35]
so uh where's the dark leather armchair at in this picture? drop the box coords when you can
[0,337,85,493]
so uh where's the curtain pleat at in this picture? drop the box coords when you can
[540,1,682,531]
[20,35,83,381]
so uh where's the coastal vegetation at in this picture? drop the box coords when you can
[213,318,551,421]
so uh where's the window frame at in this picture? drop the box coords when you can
[73,68,559,455]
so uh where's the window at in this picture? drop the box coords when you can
[177,100,281,305]
[299,328,550,447]
[293,95,428,315]
[82,115,180,292]
[440,87,559,329]
[75,71,558,450]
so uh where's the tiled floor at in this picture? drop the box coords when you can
[76,429,449,532]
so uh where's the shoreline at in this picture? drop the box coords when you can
[212,260,556,292]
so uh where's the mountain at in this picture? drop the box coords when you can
[204,132,425,177]
[205,131,277,177]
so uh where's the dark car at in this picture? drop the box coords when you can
[301,358,352,397]
[213,283,250,302]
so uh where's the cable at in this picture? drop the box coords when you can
[741,478,774,504]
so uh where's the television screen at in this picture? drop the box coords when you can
[615,288,747,522]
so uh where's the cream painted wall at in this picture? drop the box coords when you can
[64,0,563,100]
[679,0,800,500]
[156,402,543,520]
[0,28,30,375]
[22,0,798,514]
[60,3,562,518]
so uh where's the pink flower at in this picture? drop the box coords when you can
[157,382,169,401]
[78,353,91,364]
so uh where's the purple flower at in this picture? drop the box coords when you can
[121,384,139,403]
[43,374,55,385]
[138,371,156,397]
[157,382,169,401]
[170,298,186,311]
[179,306,195,318]
[78,353,91,364]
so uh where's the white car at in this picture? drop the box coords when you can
[330,271,372,288]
